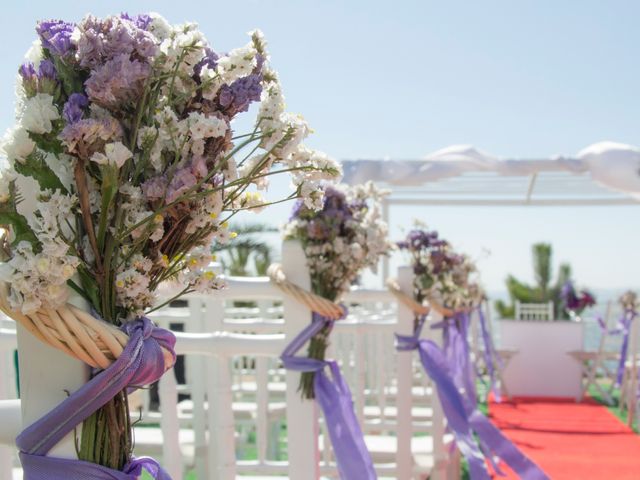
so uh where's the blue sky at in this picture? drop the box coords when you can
[0,1,638,293]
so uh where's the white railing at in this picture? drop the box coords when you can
[0,240,458,479]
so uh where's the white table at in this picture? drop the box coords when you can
[500,320,584,398]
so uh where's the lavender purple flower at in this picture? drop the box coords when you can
[74,15,157,68]
[218,74,263,114]
[19,63,37,96]
[85,54,150,110]
[36,20,75,57]
[19,60,59,97]
[59,116,123,154]
[560,281,596,315]
[165,168,198,204]
[63,93,89,124]
[195,47,219,79]
[120,13,153,30]
[141,176,168,201]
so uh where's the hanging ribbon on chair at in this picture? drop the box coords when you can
[476,303,504,402]
[612,308,638,387]
[397,316,549,480]
[280,312,377,480]
[16,317,176,480]
[431,312,477,408]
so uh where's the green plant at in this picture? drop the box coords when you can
[495,243,572,319]
[213,223,277,277]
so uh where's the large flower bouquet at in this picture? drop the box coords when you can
[397,228,477,312]
[0,13,339,470]
[283,182,393,398]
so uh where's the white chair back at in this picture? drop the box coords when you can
[515,301,554,321]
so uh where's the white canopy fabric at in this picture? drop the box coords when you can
[341,141,640,203]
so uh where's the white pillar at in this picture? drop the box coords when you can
[281,239,320,479]
[0,331,16,480]
[627,314,639,427]
[427,307,448,480]
[396,266,415,479]
[17,292,88,461]
[204,295,237,480]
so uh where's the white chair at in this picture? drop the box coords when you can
[515,301,554,321]
[0,322,18,480]
[142,245,456,479]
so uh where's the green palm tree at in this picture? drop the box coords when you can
[212,223,277,276]
[495,243,572,319]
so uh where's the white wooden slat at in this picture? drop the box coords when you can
[255,357,269,463]
[281,239,320,479]
[395,266,414,479]
[426,308,448,480]
[158,366,183,478]
[186,298,208,479]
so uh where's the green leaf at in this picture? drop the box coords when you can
[77,266,101,315]
[29,131,64,155]
[66,279,93,306]
[14,151,67,193]
[0,211,40,250]
[53,57,86,97]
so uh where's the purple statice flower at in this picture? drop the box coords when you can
[142,176,168,201]
[561,281,578,310]
[218,74,263,115]
[19,62,37,96]
[63,93,89,124]
[195,47,219,80]
[120,13,153,30]
[166,168,198,204]
[20,60,58,96]
[430,250,446,275]
[38,59,58,80]
[85,54,150,110]
[36,20,75,57]
[289,199,305,221]
[322,186,347,211]
[413,263,426,275]
[562,281,596,313]
[59,116,123,154]
[75,15,157,68]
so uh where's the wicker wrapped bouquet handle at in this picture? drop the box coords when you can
[0,283,174,371]
[267,264,345,320]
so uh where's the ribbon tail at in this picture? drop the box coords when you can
[314,361,377,480]
[470,411,550,480]
[125,457,173,480]
[415,340,491,480]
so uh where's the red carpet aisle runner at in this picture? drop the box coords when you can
[488,397,640,479]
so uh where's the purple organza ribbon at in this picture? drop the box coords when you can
[280,312,377,480]
[16,317,176,480]
[432,312,477,407]
[397,316,549,480]
[612,309,638,387]
[476,304,503,402]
